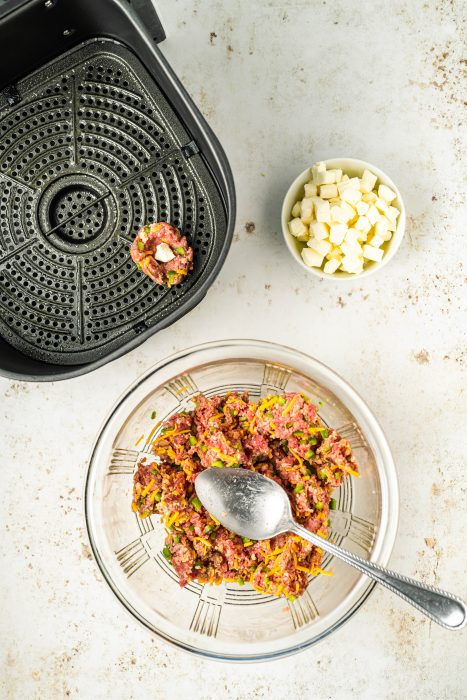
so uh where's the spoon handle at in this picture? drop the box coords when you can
[291,523,466,630]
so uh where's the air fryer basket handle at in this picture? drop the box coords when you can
[127,0,165,43]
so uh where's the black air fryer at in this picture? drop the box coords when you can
[0,0,235,381]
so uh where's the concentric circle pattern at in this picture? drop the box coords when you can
[0,40,226,364]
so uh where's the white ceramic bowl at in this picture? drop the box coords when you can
[281,158,406,280]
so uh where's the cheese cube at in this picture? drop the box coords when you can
[356,201,369,216]
[313,197,331,224]
[354,216,371,234]
[378,184,396,203]
[352,226,368,242]
[316,169,336,185]
[304,183,318,197]
[363,244,384,262]
[369,233,385,248]
[386,205,400,223]
[326,246,343,260]
[330,205,343,223]
[155,242,175,262]
[340,187,362,205]
[341,240,362,257]
[341,174,349,183]
[345,228,361,244]
[341,255,364,274]
[300,197,314,223]
[329,169,343,183]
[324,258,341,274]
[289,218,308,239]
[375,197,389,214]
[308,238,332,256]
[302,247,324,268]
[340,201,357,223]
[311,162,326,184]
[362,191,378,204]
[374,217,390,240]
[310,221,329,240]
[319,184,338,199]
[338,177,360,195]
[291,201,301,218]
[329,198,341,207]
[366,205,380,226]
[386,217,396,232]
[360,169,378,194]
[329,223,347,245]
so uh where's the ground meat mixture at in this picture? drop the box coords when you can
[132,392,359,600]
[130,222,193,287]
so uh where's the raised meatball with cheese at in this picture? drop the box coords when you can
[130,222,194,287]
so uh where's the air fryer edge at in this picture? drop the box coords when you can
[0,0,236,381]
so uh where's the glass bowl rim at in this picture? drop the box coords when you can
[85,338,399,662]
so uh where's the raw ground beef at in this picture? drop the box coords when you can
[132,392,359,599]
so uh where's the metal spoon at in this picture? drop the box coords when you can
[195,468,466,630]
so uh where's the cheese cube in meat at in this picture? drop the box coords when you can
[366,205,380,226]
[313,197,331,224]
[340,187,362,205]
[300,197,314,223]
[304,183,318,197]
[319,184,338,199]
[363,244,384,262]
[308,238,332,256]
[289,218,308,239]
[324,258,341,274]
[329,223,347,245]
[310,221,329,240]
[291,201,301,218]
[360,169,378,194]
[302,247,324,268]
[155,242,176,262]
[378,184,397,203]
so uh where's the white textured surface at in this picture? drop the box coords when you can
[1,1,466,698]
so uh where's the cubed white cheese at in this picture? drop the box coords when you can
[330,205,343,222]
[324,258,341,274]
[310,221,329,240]
[289,218,308,239]
[311,162,326,184]
[354,216,371,234]
[386,205,400,223]
[155,242,175,262]
[356,200,369,216]
[308,238,332,256]
[316,169,336,185]
[341,174,349,183]
[369,233,385,248]
[326,246,343,260]
[340,187,362,205]
[345,228,361,244]
[300,197,314,223]
[291,201,301,218]
[374,217,390,239]
[329,168,343,183]
[362,191,378,204]
[304,183,318,197]
[363,244,384,262]
[329,223,347,245]
[360,169,378,194]
[340,201,357,223]
[341,240,363,257]
[319,183,338,199]
[341,255,364,274]
[313,197,331,224]
[338,177,360,195]
[301,247,324,268]
[375,197,389,214]
[366,205,381,226]
[378,184,397,203]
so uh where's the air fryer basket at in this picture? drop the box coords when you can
[0,0,235,381]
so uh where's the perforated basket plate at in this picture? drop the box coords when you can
[0,39,227,364]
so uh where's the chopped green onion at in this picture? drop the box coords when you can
[154,492,162,502]
[203,525,213,534]
[318,470,327,481]
[136,262,142,270]
[278,397,287,405]
[287,595,297,602]
[327,518,332,527]
[318,400,324,407]
[200,444,208,452]
[294,483,305,494]
[162,546,172,563]
[174,246,185,255]
[237,577,245,586]
[161,426,172,435]
[191,496,202,512]
[242,537,255,546]
[151,410,157,420]
[305,449,315,460]
[293,430,304,437]
[320,428,329,439]
[212,459,225,468]
[172,535,180,544]
[189,435,197,446]
[265,411,273,419]
[329,497,337,510]
[143,225,151,234]
[309,437,317,445]
[315,502,323,511]
[229,408,235,416]
[137,241,144,251]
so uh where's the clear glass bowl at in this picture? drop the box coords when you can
[85,340,398,661]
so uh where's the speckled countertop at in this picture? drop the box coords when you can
[1,1,466,698]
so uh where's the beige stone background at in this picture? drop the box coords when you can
[1,1,466,698]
